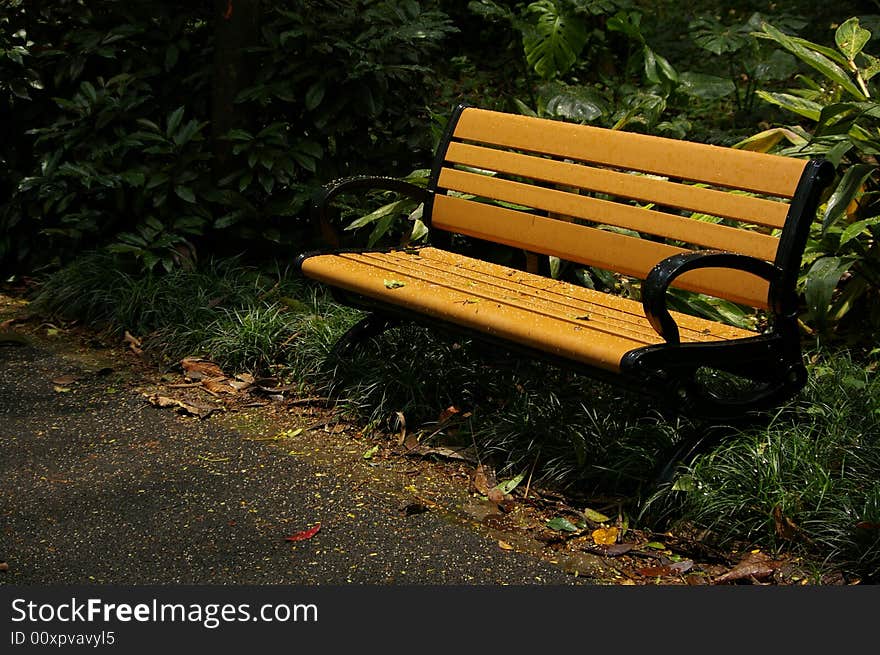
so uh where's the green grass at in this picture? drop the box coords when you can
[29,252,880,581]
[643,353,880,581]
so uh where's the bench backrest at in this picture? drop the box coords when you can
[426,106,828,311]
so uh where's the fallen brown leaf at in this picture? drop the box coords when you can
[180,357,225,380]
[713,551,781,584]
[123,331,143,355]
[772,505,801,541]
[144,393,219,419]
[487,487,505,504]
[604,543,635,557]
[437,405,460,423]
[472,463,496,496]
[202,377,238,395]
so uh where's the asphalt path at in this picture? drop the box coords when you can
[0,339,587,586]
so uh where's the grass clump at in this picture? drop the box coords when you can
[647,352,880,582]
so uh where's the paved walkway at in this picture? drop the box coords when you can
[0,338,588,585]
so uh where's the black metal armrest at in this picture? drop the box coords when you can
[310,175,430,225]
[642,250,779,344]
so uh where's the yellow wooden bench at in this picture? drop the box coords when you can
[296,105,834,420]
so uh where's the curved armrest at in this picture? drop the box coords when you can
[642,250,779,344]
[310,175,430,225]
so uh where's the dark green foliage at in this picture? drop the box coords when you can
[1,0,457,275]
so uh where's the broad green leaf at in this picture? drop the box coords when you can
[546,517,579,532]
[305,81,325,111]
[363,444,379,459]
[495,472,525,495]
[606,11,643,42]
[830,275,869,323]
[836,17,871,62]
[822,163,876,230]
[166,106,185,138]
[840,216,880,246]
[643,46,661,84]
[814,103,863,140]
[367,213,396,247]
[671,474,696,491]
[678,71,735,101]
[583,507,611,523]
[861,53,880,82]
[174,119,202,146]
[653,50,678,83]
[755,90,822,121]
[643,541,667,550]
[120,171,145,187]
[409,217,429,242]
[136,118,161,133]
[805,256,854,326]
[523,0,588,79]
[345,199,409,230]
[753,50,799,82]
[226,129,254,141]
[758,22,865,100]
[174,185,196,204]
[825,141,854,168]
[80,81,97,103]
[513,97,538,117]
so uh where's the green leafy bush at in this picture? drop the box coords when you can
[1,1,456,276]
[750,17,880,343]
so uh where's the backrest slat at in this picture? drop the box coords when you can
[437,168,780,261]
[452,108,807,197]
[432,194,771,309]
[428,107,813,309]
[445,141,791,229]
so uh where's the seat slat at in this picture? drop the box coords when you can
[431,194,771,309]
[298,248,757,372]
[444,141,791,229]
[437,168,779,261]
[452,108,807,198]
[380,249,751,342]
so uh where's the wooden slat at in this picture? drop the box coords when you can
[437,168,780,261]
[431,194,771,308]
[379,249,752,342]
[444,141,791,229]
[453,108,807,198]
[298,248,758,372]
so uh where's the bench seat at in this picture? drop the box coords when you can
[299,246,756,373]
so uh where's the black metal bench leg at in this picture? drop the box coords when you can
[330,312,399,358]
